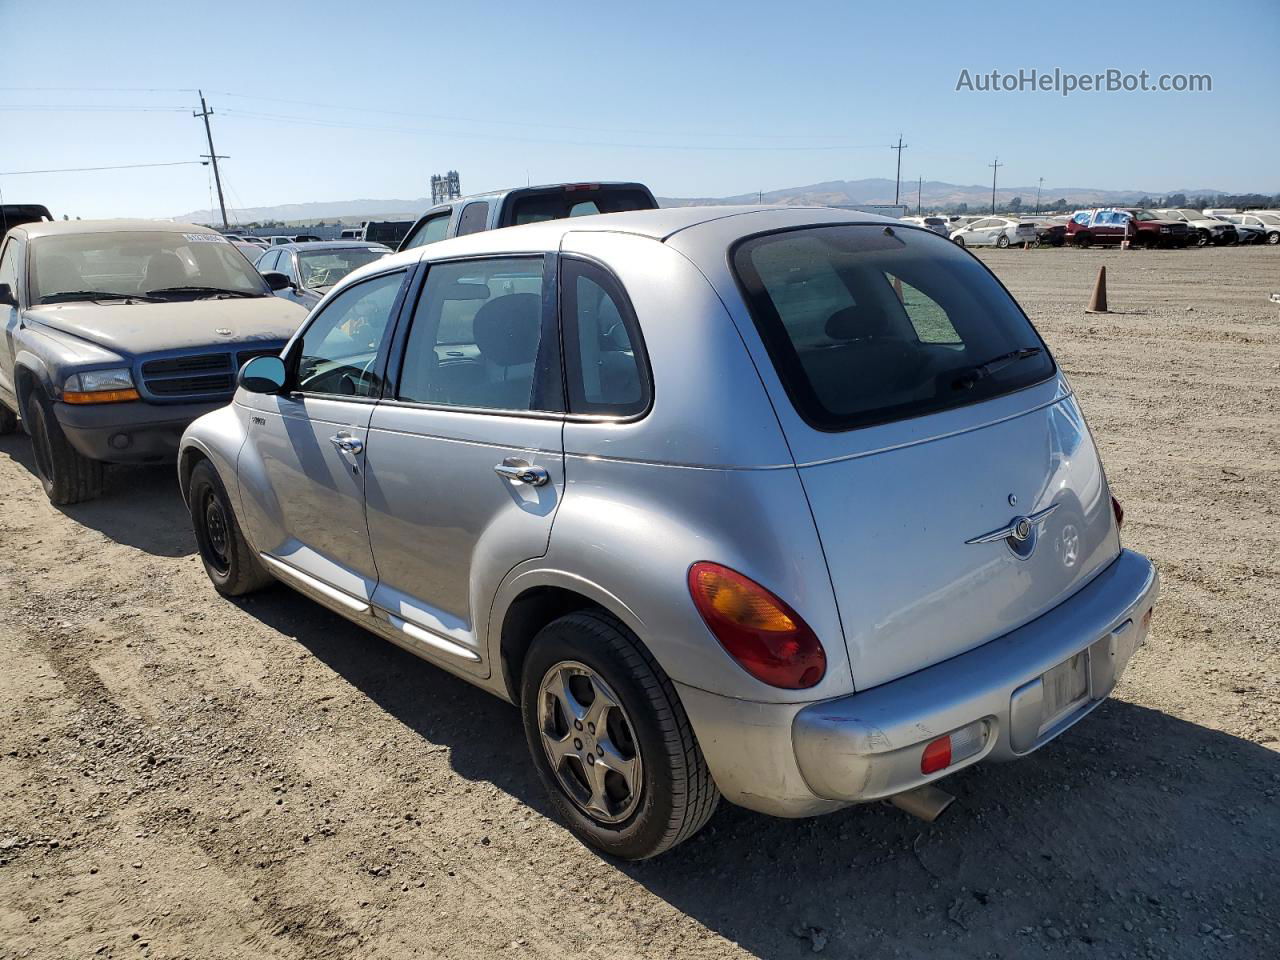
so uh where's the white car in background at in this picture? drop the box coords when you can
[1226,212,1280,244]
[1203,214,1263,244]
[899,215,950,237]
[948,216,1038,248]
[1156,209,1238,246]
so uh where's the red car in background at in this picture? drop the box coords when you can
[1066,208,1191,248]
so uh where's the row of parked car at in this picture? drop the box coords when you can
[902,207,1280,249]
[0,185,1159,860]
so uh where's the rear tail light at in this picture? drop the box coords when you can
[687,562,826,689]
[1111,495,1125,529]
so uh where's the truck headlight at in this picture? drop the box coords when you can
[63,368,140,404]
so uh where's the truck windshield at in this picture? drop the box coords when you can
[732,224,1055,431]
[30,231,268,303]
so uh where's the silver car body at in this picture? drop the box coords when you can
[180,206,1158,817]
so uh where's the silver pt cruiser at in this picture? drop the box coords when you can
[179,206,1159,859]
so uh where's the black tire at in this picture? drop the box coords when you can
[520,610,719,860]
[952,235,965,247]
[996,234,1010,248]
[26,389,104,505]
[0,403,16,435]
[188,459,273,596]
[1196,229,1210,247]
[1078,232,1093,249]
[1267,231,1279,245]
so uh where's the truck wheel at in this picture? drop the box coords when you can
[521,609,719,860]
[1078,232,1093,248]
[188,459,273,596]
[0,403,16,435]
[26,389,104,505]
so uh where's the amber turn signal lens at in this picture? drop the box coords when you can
[687,562,826,689]
[62,388,141,405]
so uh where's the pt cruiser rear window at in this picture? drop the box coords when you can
[732,224,1055,431]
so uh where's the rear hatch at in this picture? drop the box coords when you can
[731,223,1120,689]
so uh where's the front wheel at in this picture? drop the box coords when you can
[1267,231,1280,245]
[521,610,719,860]
[188,459,273,596]
[26,389,104,505]
[951,235,965,247]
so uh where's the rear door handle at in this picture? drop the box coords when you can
[329,434,364,455]
[494,460,549,486]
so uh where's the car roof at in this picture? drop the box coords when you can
[354,205,911,282]
[18,219,219,240]
[271,240,390,252]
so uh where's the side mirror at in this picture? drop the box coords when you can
[238,355,287,394]
[262,271,292,292]
[0,283,15,307]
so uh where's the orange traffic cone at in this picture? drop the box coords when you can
[1086,265,1108,313]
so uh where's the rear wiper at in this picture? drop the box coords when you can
[39,290,161,304]
[952,347,1042,390]
[146,286,261,299]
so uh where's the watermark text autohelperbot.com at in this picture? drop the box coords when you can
[956,68,1211,97]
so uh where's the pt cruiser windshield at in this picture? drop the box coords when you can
[30,231,269,304]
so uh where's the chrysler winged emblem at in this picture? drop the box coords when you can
[966,503,1059,546]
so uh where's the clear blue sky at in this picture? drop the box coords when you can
[2,0,1277,219]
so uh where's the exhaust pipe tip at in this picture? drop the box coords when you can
[888,784,956,822]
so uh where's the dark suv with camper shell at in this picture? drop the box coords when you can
[398,182,658,252]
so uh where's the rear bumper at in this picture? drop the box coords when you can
[54,399,225,464]
[680,549,1159,817]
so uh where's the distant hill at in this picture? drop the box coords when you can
[657,178,1227,209]
[175,179,1230,225]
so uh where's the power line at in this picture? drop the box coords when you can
[0,160,204,176]
[219,107,885,152]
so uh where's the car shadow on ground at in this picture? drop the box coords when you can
[0,432,195,558]
[232,584,1280,959]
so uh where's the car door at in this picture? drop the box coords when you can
[968,219,995,245]
[0,234,23,408]
[362,254,563,673]
[236,268,411,603]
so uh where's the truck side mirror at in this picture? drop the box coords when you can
[0,283,15,307]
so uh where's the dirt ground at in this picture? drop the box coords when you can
[2,246,1277,960]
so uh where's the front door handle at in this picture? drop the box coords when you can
[494,460,549,486]
[329,434,364,455]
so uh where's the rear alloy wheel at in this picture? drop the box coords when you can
[188,459,273,596]
[26,389,104,505]
[996,234,1011,248]
[521,610,719,860]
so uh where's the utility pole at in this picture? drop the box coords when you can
[1035,176,1044,215]
[989,157,1003,214]
[194,90,229,230]
[917,176,923,215]
[891,134,908,205]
